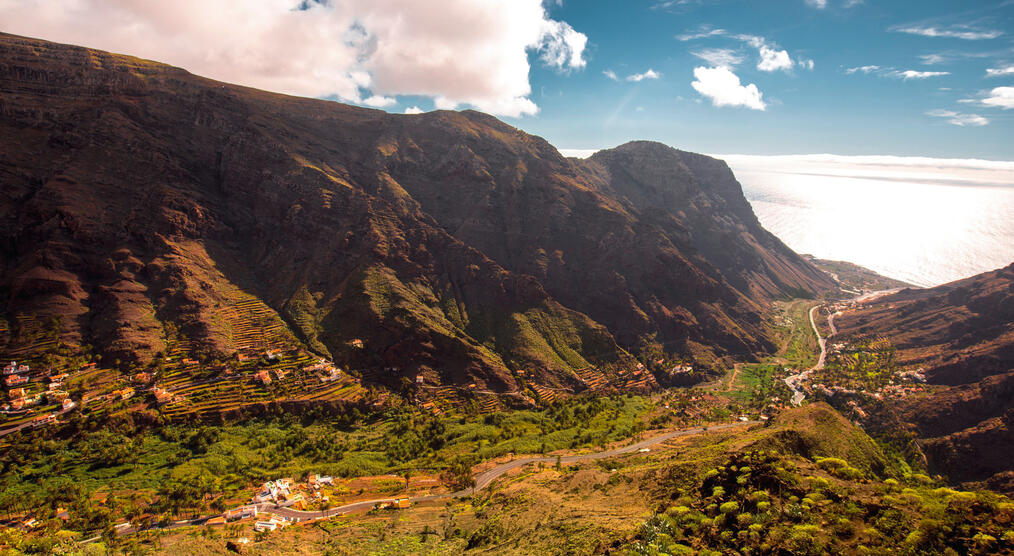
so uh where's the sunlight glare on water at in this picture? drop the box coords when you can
[722,154,1014,287]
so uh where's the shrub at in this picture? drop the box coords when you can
[720,501,740,515]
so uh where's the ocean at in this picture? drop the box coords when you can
[721,154,1014,288]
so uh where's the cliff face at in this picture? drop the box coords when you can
[835,263,1014,488]
[0,32,834,391]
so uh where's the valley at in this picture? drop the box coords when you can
[0,31,1012,556]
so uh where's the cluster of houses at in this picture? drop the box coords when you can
[307,359,343,383]
[252,478,301,506]
[3,361,30,387]
[1,362,78,414]
[250,474,341,508]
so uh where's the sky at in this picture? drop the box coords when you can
[1,0,1011,159]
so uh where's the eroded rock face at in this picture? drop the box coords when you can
[0,32,834,390]
[836,263,1014,490]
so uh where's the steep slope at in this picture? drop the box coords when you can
[0,33,834,394]
[834,262,1014,488]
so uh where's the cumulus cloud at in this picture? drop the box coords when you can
[691,66,766,110]
[926,109,990,126]
[986,65,1014,77]
[362,95,397,108]
[981,87,1014,109]
[692,48,744,67]
[805,0,827,8]
[404,106,424,114]
[891,25,1003,40]
[757,45,793,72]
[603,69,619,81]
[626,69,661,82]
[890,70,950,80]
[0,0,587,118]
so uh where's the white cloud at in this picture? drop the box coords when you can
[919,54,948,65]
[845,65,881,74]
[981,87,1014,109]
[626,69,661,82]
[805,0,827,8]
[362,95,396,108]
[800,59,815,70]
[0,0,587,118]
[691,48,744,67]
[757,45,793,72]
[892,25,1003,41]
[537,19,587,70]
[986,65,1014,77]
[603,69,619,81]
[404,106,424,114]
[691,66,766,110]
[676,24,727,41]
[890,70,950,80]
[926,109,990,126]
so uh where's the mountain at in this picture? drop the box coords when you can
[834,262,1014,489]
[0,32,834,397]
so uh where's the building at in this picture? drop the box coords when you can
[8,388,25,399]
[255,370,272,385]
[153,387,174,404]
[62,399,76,411]
[32,413,56,427]
[351,339,364,349]
[5,374,27,386]
[224,506,258,522]
[308,474,334,488]
[394,498,411,509]
[112,387,135,401]
[49,390,69,402]
[3,361,29,375]
[253,521,277,532]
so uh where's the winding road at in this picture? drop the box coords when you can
[114,420,758,535]
[267,420,756,522]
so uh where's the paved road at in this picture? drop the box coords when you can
[0,399,87,438]
[235,421,757,523]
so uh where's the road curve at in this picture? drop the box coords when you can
[784,304,826,406]
[260,421,757,522]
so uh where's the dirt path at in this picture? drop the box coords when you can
[724,363,742,391]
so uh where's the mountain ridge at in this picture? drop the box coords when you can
[0,32,835,400]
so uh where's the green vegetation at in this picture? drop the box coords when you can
[820,337,900,390]
[0,395,651,539]
[725,364,791,409]
[627,449,1014,555]
[777,301,820,369]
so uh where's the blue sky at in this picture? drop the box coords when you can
[4,0,1012,159]
[512,0,1014,159]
